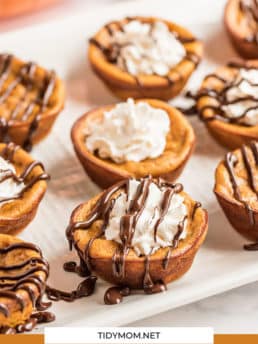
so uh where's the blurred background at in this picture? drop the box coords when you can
[0,0,119,32]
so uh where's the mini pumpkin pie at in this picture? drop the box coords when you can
[88,16,203,100]
[66,176,208,304]
[0,142,49,235]
[225,0,258,59]
[214,141,258,246]
[196,60,258,150]
[0,234,55,334]
[71,98,195,189]
[0,53,65,151]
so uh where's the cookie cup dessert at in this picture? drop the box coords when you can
[0,143,49,235]
[0,234,53,333]
[196,60,258,149]
[215,141,258,243]
[225,0,258,59]
[66,177,208,299]
[0,54,65,151]
[88,16,203,100]
[72,98,195,188]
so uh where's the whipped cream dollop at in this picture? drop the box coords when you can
[85,98,170,163]
[105,179,188,256]
[110,19,186,76]
[223,68,258,126]
[0,157,24,202]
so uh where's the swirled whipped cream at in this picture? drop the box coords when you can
[105,179,187,256]
[0,157,24,202]
[85,98,170,163]
[111,19,186,76]
[223,68,258,126]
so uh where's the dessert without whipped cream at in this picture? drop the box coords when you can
[214,141,258,250]
[66,176,208,304]
[0,54,65,151]
[88,16,203,100]
[0,142,49,235]
[71,99,195,188]
[0,234,55,334]
[85,98,170,163]
[194,60,258,149]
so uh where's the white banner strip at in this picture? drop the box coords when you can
[45,327,214,344]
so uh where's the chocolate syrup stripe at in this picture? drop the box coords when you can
[66,177,193,303]
[195,65,258,124]
[0,242,50,318]
[89,18,200,88]
[225,141,258,227]
[0,54,56,152]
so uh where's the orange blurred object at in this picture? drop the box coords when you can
[0,0,60,18]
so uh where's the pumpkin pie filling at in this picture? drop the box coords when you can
[66,176,208,304]
[0,53,65,151]
[88,16,203,100]
[71,98,195,188]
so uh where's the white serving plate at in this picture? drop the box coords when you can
[1,0,257,330]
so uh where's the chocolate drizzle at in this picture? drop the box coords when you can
[186,62,258,124]
[0,143,49,204]
[225,141,258,228]
[0,240,54,333]
[89,17,200,88]
[0,54,56,152]
[66,176,192,304]
[45,276,97,302]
